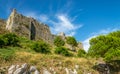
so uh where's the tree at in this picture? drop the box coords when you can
[66,36,77,46]
[88,31,120,61]
[54,36,65,47]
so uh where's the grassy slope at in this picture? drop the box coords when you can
[0,37,100,74]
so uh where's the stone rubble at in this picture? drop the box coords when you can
[7,63,39,74]
[1,63,107,74]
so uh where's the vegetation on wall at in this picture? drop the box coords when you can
[54,36,65,47]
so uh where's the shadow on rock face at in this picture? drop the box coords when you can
[93,63,110,74]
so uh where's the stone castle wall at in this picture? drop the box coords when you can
[6,9,55,43]
[0,19,6,34]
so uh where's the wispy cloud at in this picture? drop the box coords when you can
[83,28,119,52]
[50,14,82,36]
[83,36,96,52]
[91,28,118,36]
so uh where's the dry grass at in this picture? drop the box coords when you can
[0,50,99,74]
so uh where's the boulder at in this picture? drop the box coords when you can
[34,70,40,74]
[93,63,110,74]
[8,65,16,74]
[13,67,25,74]
[30,66,37,72]
[21,63,28,69]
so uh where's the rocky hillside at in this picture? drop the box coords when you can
[0,32,119,74]
[0,9,119,74]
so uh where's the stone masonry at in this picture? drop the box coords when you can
[6,9,55,43]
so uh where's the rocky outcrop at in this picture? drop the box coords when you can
[57,32,83,50]
[7,63,39,74]
[0,63,81,74]
[93,63,110,74]
[6,9,55,43]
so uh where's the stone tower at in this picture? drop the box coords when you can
[6,9,17,32]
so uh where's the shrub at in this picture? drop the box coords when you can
[32,41,50,54]
[54,36,65,47]
[0,36,5,48]
[2,33,19,46]
[0,33,19,47]
[77,49,86,57]
[54,47,72,56]
[66,36,77,46]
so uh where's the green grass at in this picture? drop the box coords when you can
[0,47,16,61]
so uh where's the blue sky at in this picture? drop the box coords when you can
[0,0,120,51]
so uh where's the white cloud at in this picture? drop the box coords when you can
[67,32,76,36]
[83,35,96,52]
[91,28,118,36]
[50,14,82,36]
[83,28,119,52]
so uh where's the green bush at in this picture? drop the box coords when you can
[32,41,50,54]
[54,47,72,56]
[2,33,19,46]
[0,33,19,47]
[54,36,65,47]
[77,49,86,57]
[0,36,5,48]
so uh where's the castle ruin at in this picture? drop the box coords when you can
[6,9,55,43]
